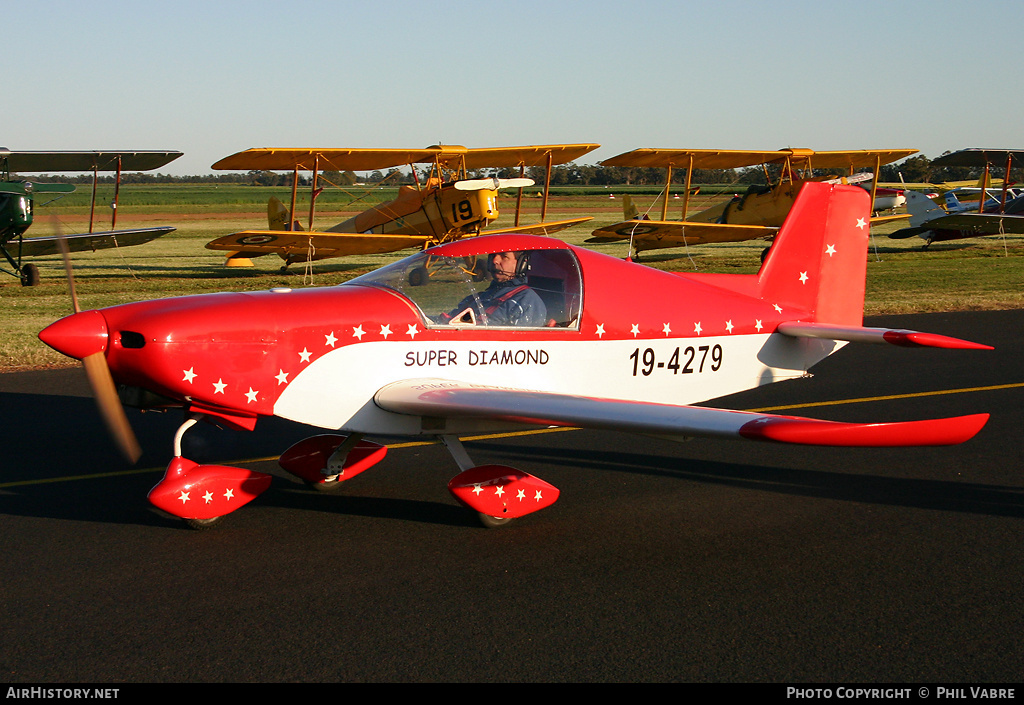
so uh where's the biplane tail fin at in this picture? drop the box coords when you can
[268,196,303,232]
[623,194,640,220]
[757,182,869,326]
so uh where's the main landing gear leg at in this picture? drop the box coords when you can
[318,432,365,490]
[440,435,513,528]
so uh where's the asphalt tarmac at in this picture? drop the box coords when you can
[1,310,1021,683]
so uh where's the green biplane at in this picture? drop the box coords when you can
[0,150,181,285]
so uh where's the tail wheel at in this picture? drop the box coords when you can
[20,263,40,287]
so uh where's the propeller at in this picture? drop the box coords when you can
[55,225,142,463]
[454,177,535,191]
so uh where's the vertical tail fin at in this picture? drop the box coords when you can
[623,194,640,220]
[268,196,303,231]
[757,182,870,325]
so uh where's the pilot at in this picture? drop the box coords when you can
[443,251,547,327]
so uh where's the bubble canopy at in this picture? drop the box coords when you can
[345,237,583,329]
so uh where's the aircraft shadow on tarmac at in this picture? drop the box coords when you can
[466,438,1024,520]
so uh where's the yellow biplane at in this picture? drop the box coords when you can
[206,144,598,270]
[588,148,918,259]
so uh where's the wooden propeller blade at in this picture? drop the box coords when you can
[83,352,142,463]
[54,219,80,314]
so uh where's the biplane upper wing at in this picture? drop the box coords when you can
[0,150,182,172]
[206,230,431,258]
[459,144,600,169]
[374,378,988,447]
[11,227,175,257]
[211,144,601,172]
[211,148,446,172]
[588,220,776,246]
[600,147,918,171]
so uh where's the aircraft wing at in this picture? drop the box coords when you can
[870,213,910,225]
[0,151,182,172]
[482,217,592,237]
[374,379,988,447]
[205,230,430,258]
[903,212,1024,236]
[588,220,776,246]
[9,227,174,257]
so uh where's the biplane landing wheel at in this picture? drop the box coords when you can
[20,263,40,287]
[478,512,513,529]
[408,266,428,287]
[184,516,224,531]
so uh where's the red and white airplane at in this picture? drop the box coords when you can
[39,182,991,529]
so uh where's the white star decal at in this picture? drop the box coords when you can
[472,483,483,496]
[725,320,734,333]
[245,388,259,404]
[595,323,605,338]
[773,303,783,313]
[182,367,197,383]
[534,490,543,501]
[299,348,312,363]
[693,322,702,335]
[213,378,227,394]
[856,217,867,230]
[755,319,764,332]
[825,244,837,257]
[276,369,289,385]
[177,491,190,504]
[662,323,672,336]
[324,331,337,347]
[223,488,234,501]
[494,485,505,498]
[380,324,392,339]
[630,324,640,338]
[799,271,809,284]
[407,324,419,339]
[517,489,526,501]
[203,491,214,504]
[352,325,365,341]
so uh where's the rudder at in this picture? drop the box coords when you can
[757,182,870,326]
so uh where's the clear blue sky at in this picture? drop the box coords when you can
[5,0,1020,176]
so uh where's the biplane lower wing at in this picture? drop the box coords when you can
[911,213,1024,235]
[482,217,592,237]
[9,227,175,257]
[206,230,432,260]
[588,220,777,248]
[374,378,988,447]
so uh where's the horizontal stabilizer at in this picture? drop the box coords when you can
[374,378,988,448]
[776,322,993,350]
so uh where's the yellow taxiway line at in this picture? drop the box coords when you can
[2,381,1021,490]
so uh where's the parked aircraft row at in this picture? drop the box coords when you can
[3,146,1022,286]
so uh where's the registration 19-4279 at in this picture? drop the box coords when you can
[629,344,723,377]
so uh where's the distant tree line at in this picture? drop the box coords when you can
[14,153,1022,187]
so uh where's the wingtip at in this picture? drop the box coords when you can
[739,413,990,447]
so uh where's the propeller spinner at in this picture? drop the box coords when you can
[40,237,142,463]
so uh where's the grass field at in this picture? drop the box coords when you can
[3,184,1022,370]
